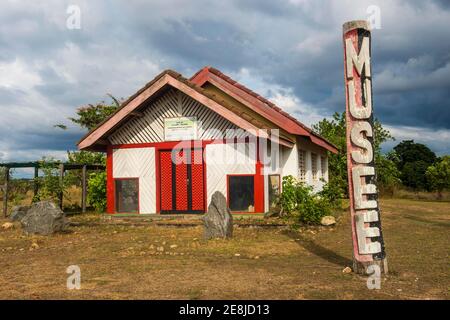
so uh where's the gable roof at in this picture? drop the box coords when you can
[190,66,337,153]
[77,67,337,154]
[78,70,271,151]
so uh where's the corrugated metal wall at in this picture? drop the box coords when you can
[112,147,156,214]
[109,88,242,145]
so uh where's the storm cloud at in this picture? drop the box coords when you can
[1,0,449,163]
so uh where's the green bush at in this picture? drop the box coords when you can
[87,172,107,212]
[33,158,66,203]
[279,175,341,224]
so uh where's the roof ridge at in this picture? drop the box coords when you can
[196,67,336,150]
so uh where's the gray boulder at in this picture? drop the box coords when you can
[10,205,31,221]
[202,191,233,239]
[20,201,67,235]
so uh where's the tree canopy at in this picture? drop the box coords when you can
[312,112,399,196]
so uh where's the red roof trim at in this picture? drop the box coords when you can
[190,66,338,154]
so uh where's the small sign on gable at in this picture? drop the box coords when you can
[164,117,198,141]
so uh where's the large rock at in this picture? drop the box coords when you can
[202,191,233,239]
[20,201,67,235]
[9,205,31,222]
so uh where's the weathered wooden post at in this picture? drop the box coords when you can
[2,167,10,217]
[343,20,388,275]
[59,163,65,210]
[33,165,39,198]
[81,165,87,213]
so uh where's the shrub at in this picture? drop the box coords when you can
[33,158,66,203]
[87,171,107,212]
[278,175,339,224]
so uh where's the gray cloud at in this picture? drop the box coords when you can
[0,0,450,162]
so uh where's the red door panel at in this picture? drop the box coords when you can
[175,150,188,211]
[160,151,173,211]
[191,150,204,211]
[159,148,205,213]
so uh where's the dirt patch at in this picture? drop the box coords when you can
[0,198,448,299]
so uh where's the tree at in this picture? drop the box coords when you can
[68,94,121,131]
[392,140,437,190]
[54,95,122,212]
[312,112,397,196]
[426,156,450,199]
[393,140,437,170]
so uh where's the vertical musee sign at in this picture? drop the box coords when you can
[343,20,388,274]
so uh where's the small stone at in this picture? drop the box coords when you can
[342,267,352,274]
[2,222,14,230]
[157,246,164,252]
[31,242,39,250]
[162,241,167,245]
[234,253,241,257]
[149,244,155,250]
[321,216,336,226]
[170,244,178,249]
[254,256,260,259]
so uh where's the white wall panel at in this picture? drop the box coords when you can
[205,143,255,208]
[113,147,156,214]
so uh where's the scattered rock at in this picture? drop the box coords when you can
[321,216,336,226]
[202,191,233,240]
[2,222,14,230]
[157,246,164,252]
[20,201,68,235]
[10,205,30,222]
[342,267,352,274]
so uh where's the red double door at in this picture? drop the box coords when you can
[159,149,205,213]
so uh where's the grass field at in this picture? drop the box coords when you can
[0,198,448,300]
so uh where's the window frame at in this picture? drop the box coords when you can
[298,149,306,182]
[227,174,255,213]
[115,177,140,214]
[311,153,318,181]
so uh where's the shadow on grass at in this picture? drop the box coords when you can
[283,230,353,267]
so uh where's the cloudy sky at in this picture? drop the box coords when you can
[1,0,450,165]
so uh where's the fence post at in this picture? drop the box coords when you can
[81,165,87,213]
[3,167,10,218]
[59,164,65,210]
[33,165,39,199]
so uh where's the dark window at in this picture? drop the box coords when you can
[268,174,280,210]
[228,175,254,212]
[115,179,139,213]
